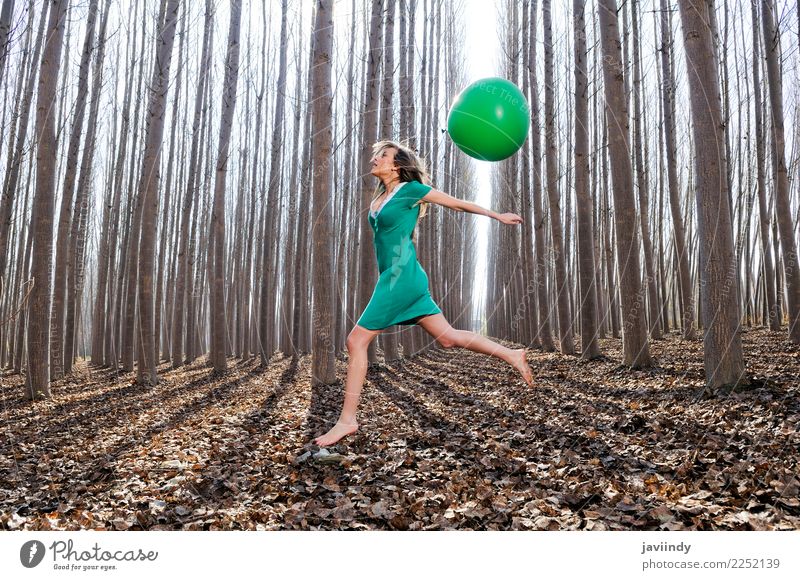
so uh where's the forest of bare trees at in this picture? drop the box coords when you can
[0,0,798,401]
[485,0,799,393]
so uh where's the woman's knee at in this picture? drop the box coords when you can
[346,328,373,353]
[346,333,362,353]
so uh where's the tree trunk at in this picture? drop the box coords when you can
[761,0,800,342]
[529,0,552,351]
[335,0,359,353]
[357,0,384,364]
[518,0,536,347]
[121,8,152,373]
[172,0,213,368]
[50,0,98,379]
[0,1,47,293]
[290,10,316,355]
[573,0,600,359]
[92,0,138,369]
[281,6,303,357]
[9,150,33,373]
[659,0,695,340]
[25,0,68,399]
[310,0,337,385]
[65,0,110,373]
[379,0,399,361]
[630,0,661,340]
[542,0,573,354]
[677,0,745,390]
[209,0,242,373]
[135,0,180,385]
[155,7,185,363]
[259,0,288,364]
[597,0,651,368]
[751,0,778,330]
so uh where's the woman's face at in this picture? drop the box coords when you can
[370,146,399,180]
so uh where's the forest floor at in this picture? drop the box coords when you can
[1,328,798,531]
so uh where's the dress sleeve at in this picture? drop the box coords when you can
[403,180,433,208]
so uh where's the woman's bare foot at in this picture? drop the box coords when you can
[314,420,359,447]
[509,348,533,386]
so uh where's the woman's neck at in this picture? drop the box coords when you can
[382,176,401,192]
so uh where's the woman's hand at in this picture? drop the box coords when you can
[497,212,523,225]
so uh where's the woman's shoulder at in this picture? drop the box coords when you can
[398,180,433,205]
[401,179,431,192]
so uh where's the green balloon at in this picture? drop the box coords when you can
[447,77,530,162]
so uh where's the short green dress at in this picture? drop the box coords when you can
[357,180,442,330]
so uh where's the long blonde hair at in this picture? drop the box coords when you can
[371,140,431,223]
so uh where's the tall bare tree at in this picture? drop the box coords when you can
[543,0,574,354]
[357,0,384,364]
[51,0,99,378]
[26,0,68,399]
[677,0,744,390]
[310,0,336,385]
[0,1,46,295]
[573,0,600,359]
[209,0,242,373]
[597,0,651,367]
[135,0,181,385]
[379,0,399,361]
[630,0,661,340]
[154,5,186,364]
[518,0,537,347]
[659,0,695,340]
[171,0,213,368]
[751,0,778,331]
[761,0,800,342]
[259,0,289,365]
[121,3,157,373]
[528,0,553,351]
[64,0,111,373]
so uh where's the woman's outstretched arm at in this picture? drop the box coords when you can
[420,188,524,225]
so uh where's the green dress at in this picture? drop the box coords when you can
[357,180,442,330]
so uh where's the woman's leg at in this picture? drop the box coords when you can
[416,313,533,385]
[314,324,383,446]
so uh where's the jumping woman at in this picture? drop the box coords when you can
[314,140,533,447]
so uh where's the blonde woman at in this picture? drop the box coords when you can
[314,140,533,446]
